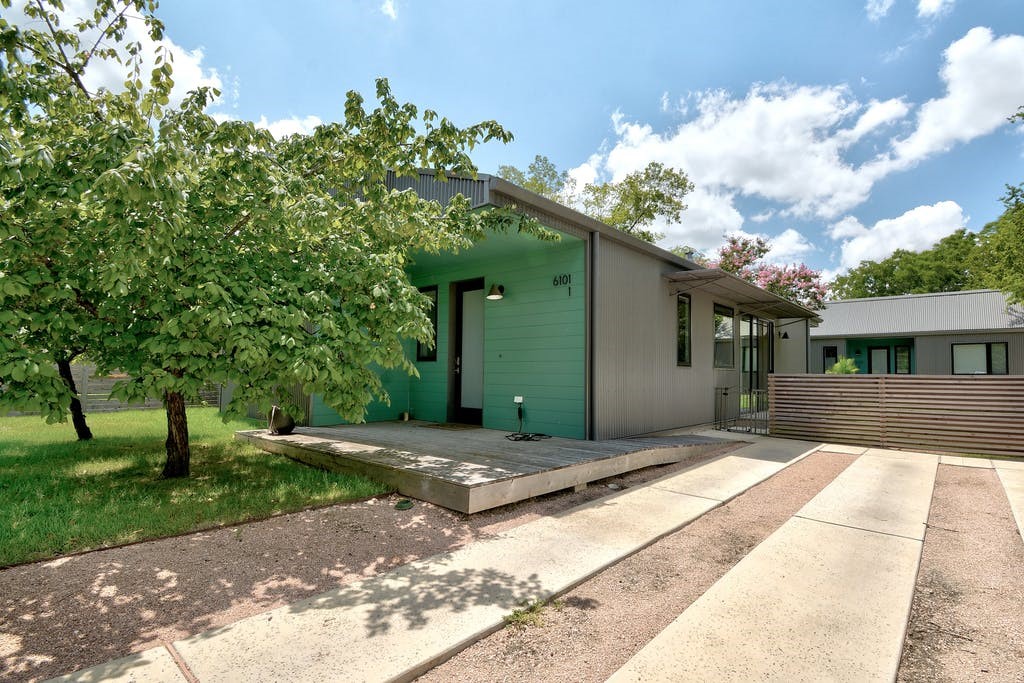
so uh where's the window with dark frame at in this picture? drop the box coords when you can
[823,345,838,373]
[713,304,735,369]
[677,294,691,366]
[895,346,911,374]
[951,342,1008,375]
[416,285,438,362]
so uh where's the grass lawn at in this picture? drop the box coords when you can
[0,407,392,568]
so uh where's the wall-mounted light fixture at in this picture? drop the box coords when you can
[486,284,505,301]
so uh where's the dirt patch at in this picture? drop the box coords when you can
[898,465,1024,682]
[416,449,857,683]
[0,442,737,682]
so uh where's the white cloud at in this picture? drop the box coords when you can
[764,228,815,264]
[833,201,965,270]
[866,0,895,22]
[827,216,869,240]
[918,0,955,19]
[589,82,878,219]
[381,0,398,20]
[837,98,911,145]
[886,27,1024,170]
[569,25,1023,247]
[255,115,323,139]
[656,187,744,253]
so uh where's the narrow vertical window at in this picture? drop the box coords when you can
[677,294,691,366]
[713,304,735,369]
[895,346,911,374]
[416,286,438,362]
[823,345,838,373]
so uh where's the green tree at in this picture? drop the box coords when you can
[826,357,858,374]
[0,0,174,440]
[829,229,982,300]
[975,184,1024,304]
[579,162,693,243]
[498,158,693,244]
[497,154,572,201]
[2,0,538,476]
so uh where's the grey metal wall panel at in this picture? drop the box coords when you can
[914,332,1024,374]
[809,338,847,373]
[593,240,729,439]
[386,171,490,208]
[776,318,809,373]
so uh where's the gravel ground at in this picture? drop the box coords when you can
[416,449,858,683]
[898,465,1024,682]
[0,442,738,682]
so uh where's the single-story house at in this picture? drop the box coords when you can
[284,172,818,439]
[809,289,1024,375]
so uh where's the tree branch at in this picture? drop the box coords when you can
[34,0,91,97]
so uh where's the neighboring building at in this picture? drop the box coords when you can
[289,172,817,439]
[810,290,1024,375]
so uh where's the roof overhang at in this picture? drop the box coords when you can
[665,268,821,321]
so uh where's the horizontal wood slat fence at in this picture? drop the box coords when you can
[5,364,220,417]
[769,374,1024,457]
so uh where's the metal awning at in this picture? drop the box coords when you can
[664,268,821,321]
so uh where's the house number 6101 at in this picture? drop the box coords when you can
[552,274,572,287]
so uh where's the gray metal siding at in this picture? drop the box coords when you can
[809,338,847,373]
[593,240,731,439]
[386,171,490,208]
[914,332,1024,375]
[814,290,1024,338]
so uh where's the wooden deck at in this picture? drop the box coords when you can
[237,421,729,513]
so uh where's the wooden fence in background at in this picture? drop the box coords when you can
[769,374,1024,457]
[5,364,220,416]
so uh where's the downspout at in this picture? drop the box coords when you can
[805,319,810,374]
[588,231,600,439]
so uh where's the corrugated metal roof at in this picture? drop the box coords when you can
[811,290,1024,338]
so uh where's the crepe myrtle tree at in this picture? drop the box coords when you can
[1,0,547,477]
[696,235,826,310]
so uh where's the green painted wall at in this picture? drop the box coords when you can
[309,229,587,439]
[845,337,915,374]
[408,233,586,438]
[309,357,413,426]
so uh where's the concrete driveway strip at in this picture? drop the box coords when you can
[995,463,1024,539]
[796,452,938,540]
[54,438,819,683]
[171,440,818,683]
[609,450,938,683]
[48,647,187,683]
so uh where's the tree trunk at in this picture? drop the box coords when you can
[56,358,93,441]
[162,391,191,478]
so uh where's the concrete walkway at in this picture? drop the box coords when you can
[51,437,821,683]
[608,446,939,682]
[993,458,1024,539]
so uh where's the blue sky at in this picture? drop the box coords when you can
[28,0,1024,277]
